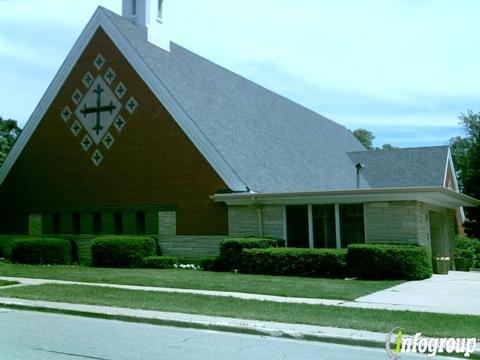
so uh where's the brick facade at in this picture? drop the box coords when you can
[0,29,228,236]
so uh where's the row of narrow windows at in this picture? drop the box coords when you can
[47,211,147,236]
[286,204,365,248]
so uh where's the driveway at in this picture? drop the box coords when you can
[354,271,480,315]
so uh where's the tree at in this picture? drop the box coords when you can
[0,116,22,166]
[449,111,480,238]
[352,128,399,150]
[353,129,374,150]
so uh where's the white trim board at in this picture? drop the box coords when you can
[0,7,248,192]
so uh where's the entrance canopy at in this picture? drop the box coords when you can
[213,187,480,209]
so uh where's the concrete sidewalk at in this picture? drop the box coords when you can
[355,271,480,316]
[1,273,479,315]
[0,296,387,347]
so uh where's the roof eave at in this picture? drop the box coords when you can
[212,186,480,208]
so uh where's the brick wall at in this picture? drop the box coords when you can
[0,28,228,236]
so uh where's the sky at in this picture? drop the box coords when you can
[0,0,478,148]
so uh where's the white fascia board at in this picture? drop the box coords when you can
[446,148,466,221]
[0,8,248,192]
[213,187,480,208]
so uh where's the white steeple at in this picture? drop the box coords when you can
[122,0,170,51]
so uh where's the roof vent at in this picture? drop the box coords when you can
[356,163,365,189]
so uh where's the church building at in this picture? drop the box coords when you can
[0,0,478,263]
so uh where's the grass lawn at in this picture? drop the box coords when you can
[0,283,477,339]
[0,280,17,287]
[0,263,402,301]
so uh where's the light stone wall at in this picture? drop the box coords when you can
[364,201,429,248]
[28,214,42,235]
[158,235,225,258]
[228,206,260,237]
[228,205,284,239]
[261,205,284,239]
[158,211,176,236]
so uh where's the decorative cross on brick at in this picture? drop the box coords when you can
[82,137,92,148]
[95,57,104,69]
[126,97,138,114]
[91,150,103,166]
[103,133,115,149]
[83,72,93,88]
[80,84,117,136]
[62,107,71,120]
[115,116,125,131]
[115,83,126,98]
[105,69,115,84]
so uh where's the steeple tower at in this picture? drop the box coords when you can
[122,0,170,51]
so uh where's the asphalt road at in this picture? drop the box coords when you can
[0,308,443,360]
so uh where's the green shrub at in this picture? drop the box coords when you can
[219,238,280,270]
[142,256,178,269]
[199,256,224,271]
[10,238,72,265]
[0,246,3,258]
[91,236,157,268]
[347,244,432,280]
[240,248,348,278]
[455,236,480,268]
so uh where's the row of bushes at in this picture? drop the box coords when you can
[214,238,432,280]
[5,236,433,280]
[6,236,179,269]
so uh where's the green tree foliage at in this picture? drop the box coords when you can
[0,116,22,166]
[352,128,399,150]
[353,128,374,150]
[450,111,480,238]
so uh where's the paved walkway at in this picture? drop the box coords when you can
[355,271,480,316]
[0,271,479,315]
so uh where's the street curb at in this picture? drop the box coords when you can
[1,300,478,359]
[0,301,384,350]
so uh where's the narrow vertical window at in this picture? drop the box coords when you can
[339,204,365,247]
[136,212,146,235]
[312,205,336,248]
[72,213,81,235]
[114,212,123,235]
[286,205,309,248]
[158,0,164,19]
[131,0,137,16]
[52,213,61,235]
[93,213,101,235]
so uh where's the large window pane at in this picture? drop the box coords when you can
[286,205,309,248]
[340,204,365,247]
[312,204,336,248]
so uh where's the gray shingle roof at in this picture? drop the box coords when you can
[103,9,368,193]
[103,9,449,193]
[348,146,449,189]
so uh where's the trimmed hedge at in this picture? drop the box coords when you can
[240,248,348,278]
[456,236,480,268]
[199,256,223,271]
[142,256,178,269]
[10,238,72,265]
[347,244,432,280]
[219,238,280,270]
[91,236,157,268]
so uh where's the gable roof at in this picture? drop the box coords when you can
[348,146,450,189]
[0,7,366,193]
[0,7,452,195]
[102,8,367,193]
